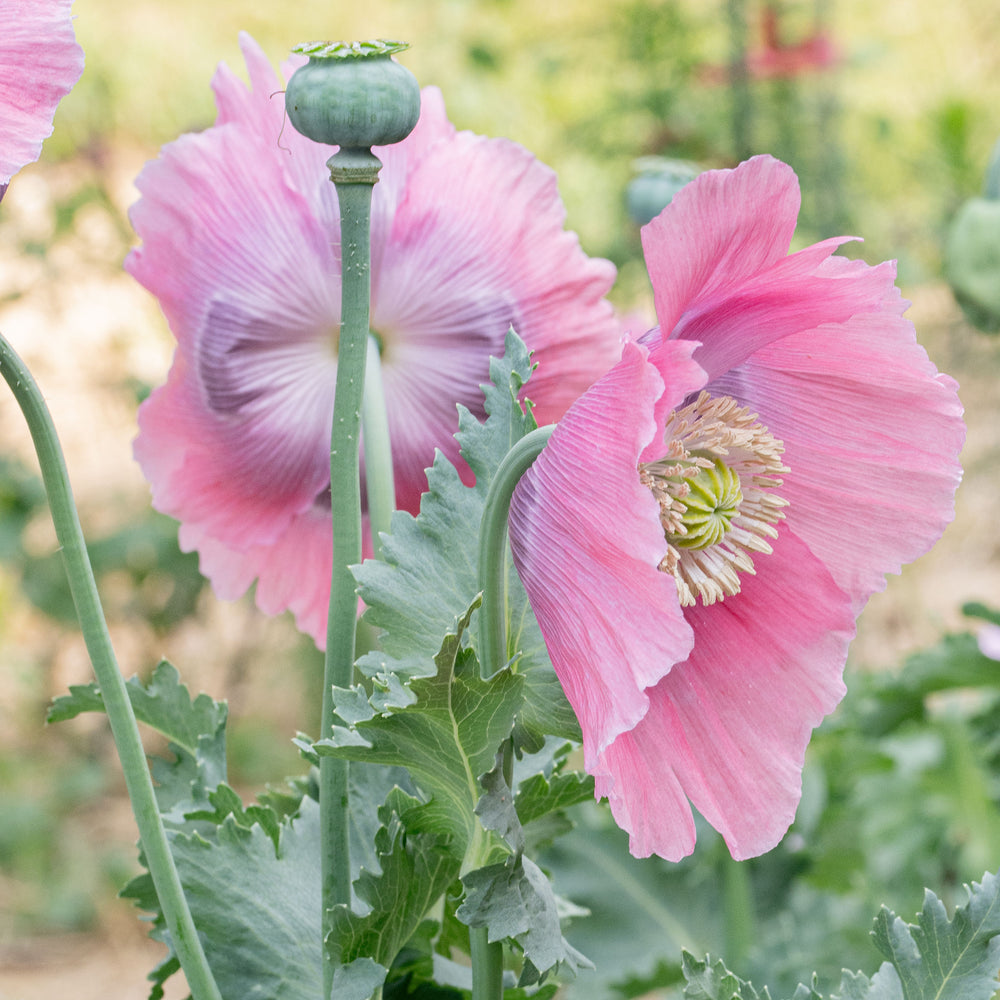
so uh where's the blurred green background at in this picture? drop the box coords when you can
[51,0,1000,279]
[2,1,1000,996]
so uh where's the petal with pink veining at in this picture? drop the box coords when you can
[509,152,964,862]
[596,529,853,861]
[188,506,334,646]
[641,156,801,336]
[128,120,340,556]
[0,0,84,187]
[510,340,704,765]
[709,278,965,612]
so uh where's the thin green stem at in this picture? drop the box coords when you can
[0,333,222,1000]
[470,926,505,1000]
[721,849,753,967]
[361,333,395,559]
[322,147,382,998]
[476,425,554,679]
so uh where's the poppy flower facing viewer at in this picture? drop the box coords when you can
[127,34,620,645]
[0,0,84,199]
[509,155,964,861]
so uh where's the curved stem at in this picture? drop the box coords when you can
[322,147,382,997]
[361,333,395,559]
[468,424,552,1000]
[476,425,554,678]
[0,334,222,1000]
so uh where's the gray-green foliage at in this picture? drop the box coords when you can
[682,871,1000,1000]
[48,333,595,996]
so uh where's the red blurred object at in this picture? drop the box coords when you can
[700,2,839,83]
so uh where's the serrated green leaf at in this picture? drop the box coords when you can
[327,789,461,989]
[48,660,228,819]
[332,957,390,1000]
[542,804,713,997]
[515,769,595,829]
[682,952,772,1000]
[477,756,524,854]
[871,872,1000,1000]
[681,954,826,1000]
[165,800,325,1000]
[47,659,226,754]
[353,329,580,751]
[184,781,282,848]
[833,967,904,1000]
[458,854,592,985]
[315,601,523,852]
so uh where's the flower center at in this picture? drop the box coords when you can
[639,392,788,607]
[672,456,743,550]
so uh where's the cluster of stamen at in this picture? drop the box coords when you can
[639,392,788,606]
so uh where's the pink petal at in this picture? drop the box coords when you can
[128,120,340,554]
[375,127,621,418]
[134,345,336,549]
[0,0,84,185]
[596,529,854,861]
[187,507,334,646]
[641,157,905,382]
[708,267,965,613]
[509,340,704,766]
[508,152,964,863]
[641,156,802,337]
[375,126,620,509]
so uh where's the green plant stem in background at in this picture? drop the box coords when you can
[470,925,505,1000]
[0,333,223,1000]
[476,424,554,678]
[361,333,396,558]
[322,147,382,997]
[720,846,754,967]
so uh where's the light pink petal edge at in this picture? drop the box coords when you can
[641,155,801,337]
[0,0,84,184]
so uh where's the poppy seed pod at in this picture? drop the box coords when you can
[285,40,421,149]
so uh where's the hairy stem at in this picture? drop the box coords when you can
[0,333,222,1000]
[322,147,382,997]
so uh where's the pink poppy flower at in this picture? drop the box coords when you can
[509,155,964,861]
[0,0,84,197]
[127,33,619,645]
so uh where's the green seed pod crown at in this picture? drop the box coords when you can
[285,40,421,149]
